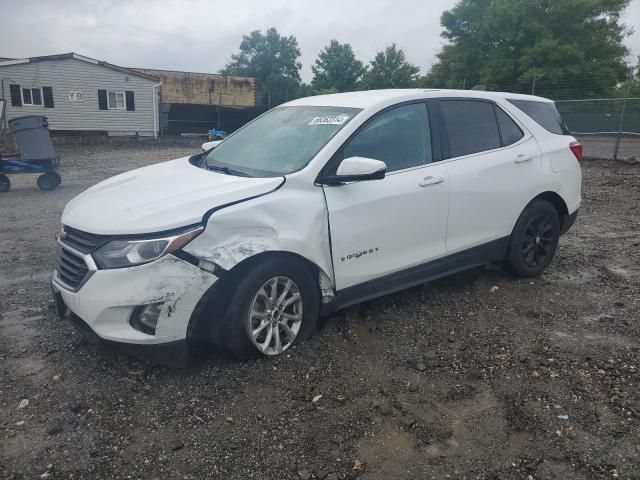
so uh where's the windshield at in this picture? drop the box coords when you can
[204,106,361,177]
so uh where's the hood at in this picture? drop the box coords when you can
[62,156,284,235]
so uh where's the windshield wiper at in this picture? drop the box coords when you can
[207,164,251,177]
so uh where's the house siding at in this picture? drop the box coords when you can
[0,58,157,135]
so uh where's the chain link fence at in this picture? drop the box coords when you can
[555,98,640,136]
[447,67,640,160]
[554,98,640,161]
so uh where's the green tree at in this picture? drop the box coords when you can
[619,59,640,97]
[426,0,631,98]
[297,83,315,98]
[362,44,420,89]
[311,40,366,92]
[222,28,302,107]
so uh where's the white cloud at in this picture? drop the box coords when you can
[1,0,638,82]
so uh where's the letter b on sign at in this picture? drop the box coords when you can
[68,91,84,102]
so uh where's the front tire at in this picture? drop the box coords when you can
[211,257,319,359]
[503,200,561,277]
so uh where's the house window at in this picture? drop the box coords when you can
[22,87,43,106]
[108,91,125,109]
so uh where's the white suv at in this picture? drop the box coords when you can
[52,89,582,362]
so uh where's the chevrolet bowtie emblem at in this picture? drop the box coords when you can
[56,227,67,241]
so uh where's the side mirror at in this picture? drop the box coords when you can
[322,156,386,185]
[202,140,223,151]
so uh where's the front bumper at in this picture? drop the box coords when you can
[53,295,191,366]
[51,254,218,354]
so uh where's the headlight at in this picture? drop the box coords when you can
[93,226,204,269]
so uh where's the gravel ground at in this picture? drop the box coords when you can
[1,140,639,479]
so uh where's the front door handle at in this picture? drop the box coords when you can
[419,176,444,187]
[514,154,532,163]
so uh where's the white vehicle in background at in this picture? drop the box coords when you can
[52,89,582,363]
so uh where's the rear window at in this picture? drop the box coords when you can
[508,99,569,135]
[440,100,501,158]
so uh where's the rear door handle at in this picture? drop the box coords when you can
[514,154,532,163]
[419,176,444,187]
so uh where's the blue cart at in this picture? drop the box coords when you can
[0,115,61,192]
[208,128,227,140]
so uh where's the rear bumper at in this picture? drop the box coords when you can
[561,209,579,235]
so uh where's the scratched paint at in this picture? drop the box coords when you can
[184,181,335,298]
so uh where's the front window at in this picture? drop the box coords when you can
[108,91,125,109]
[204,106,361,177]
[341,103,432,172]
[22,87,43,106]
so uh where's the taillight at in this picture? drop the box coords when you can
[570,142,583,161]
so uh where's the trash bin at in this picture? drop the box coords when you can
[8,115,56,160]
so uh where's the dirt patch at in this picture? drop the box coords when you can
[1,141,639,479]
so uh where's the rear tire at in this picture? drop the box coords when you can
[211,257,320,359]
[0,174,10,193]
[503,200,560,277]
[37,173,59,191]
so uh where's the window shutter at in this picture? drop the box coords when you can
[125,91,135,111]
[43,87,54,108]
[9,84,22,106]
[98,89,108,110]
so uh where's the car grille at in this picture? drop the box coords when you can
[61,226,110,254]
[55,227,109,291]
[56,247,89,290]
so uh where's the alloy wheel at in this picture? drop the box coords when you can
[246,276,303,355]
[521,213,555,267]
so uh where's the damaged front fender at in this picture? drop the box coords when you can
[183,180,335,298]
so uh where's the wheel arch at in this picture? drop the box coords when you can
[508,190,570,241]
[504,190,567,277]
[186,250,327,343]
[530,191,569,225]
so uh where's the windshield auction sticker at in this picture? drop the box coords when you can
[308,115,350,126]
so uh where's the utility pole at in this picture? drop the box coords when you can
[217,87,222,131]
[613,66,634,162]
[531,76,536,95]
[0,78,7,140]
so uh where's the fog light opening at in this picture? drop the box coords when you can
[197,258,219,274]
[129,302,163,335]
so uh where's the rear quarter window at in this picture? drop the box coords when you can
[494,106,524,146]
[508,99,569,135]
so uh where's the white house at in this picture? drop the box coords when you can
[0,53,160,137]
